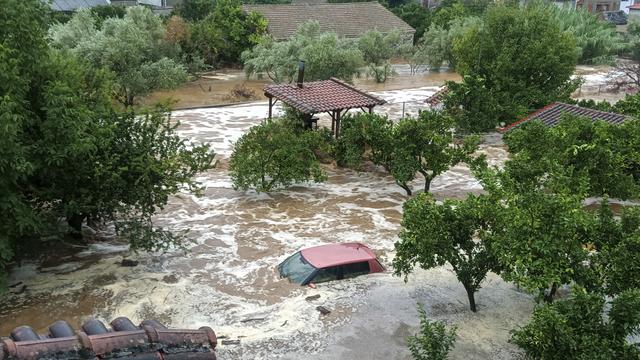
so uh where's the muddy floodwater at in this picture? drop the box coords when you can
[0,66,622,359]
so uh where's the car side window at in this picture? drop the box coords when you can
[312,266,340,283]
[342,261,370,279]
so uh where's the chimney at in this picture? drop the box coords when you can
[297,60,305,88]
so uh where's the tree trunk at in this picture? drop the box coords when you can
[67,214,85,239]
[544,282,558,304]
[464,283,477,312]
[423,176,432,193]
[398,182,412,196]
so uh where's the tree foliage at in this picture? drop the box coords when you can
[446,4,579,129]
[545,4,625,64]
[391,3,431,42]
[50,6,188,107]
[0,0,216,274]
[511,290,640,359]
[242,21,363,83]
[174,0,216,21]
[190,0,268,66]
[229,119,327,192]
[504,117,640,200]
[407,304,457,360]
[335,111,481,195]
[394,193,500,312]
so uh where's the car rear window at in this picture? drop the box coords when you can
[278,251,317,285]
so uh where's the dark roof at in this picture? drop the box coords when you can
[242,2,415,40]
[49,0,111,11]
[500,102,629,132]
[425,86,448,107]
[264,78,386,113]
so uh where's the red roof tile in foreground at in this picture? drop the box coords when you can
[500,102,629,133]
[264,78,386,114]
[301,242,377,268]
[628,3,640,9]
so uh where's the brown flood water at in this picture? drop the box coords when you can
[0,64,629,359]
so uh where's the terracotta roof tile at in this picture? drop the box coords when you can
[243,2,415,40]
[500,102,629,132]
[264,78,386,113]
[425,86,448,106]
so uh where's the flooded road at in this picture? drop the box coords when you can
[0,66,620,359]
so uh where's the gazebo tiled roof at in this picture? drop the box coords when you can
[264,77,386,114]
[500,102,629,132]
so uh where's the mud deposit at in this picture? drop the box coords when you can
[0,68,618,359]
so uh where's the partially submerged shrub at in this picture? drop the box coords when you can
[229,120,327,192]
[407,304,457,360]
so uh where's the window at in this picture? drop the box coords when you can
[312,266,340,284]
[278,252,317,285]
[342,261,370,279]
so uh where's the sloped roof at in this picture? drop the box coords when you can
[425,86,449,107]
[500,102,629,132]
[264,77,386,113]
[243,2,415,40]
[49,0,111,11]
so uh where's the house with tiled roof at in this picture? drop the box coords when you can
[500,102,629,132]
[242,2,415,41]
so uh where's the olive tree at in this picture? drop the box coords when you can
[229,120,327,192]
[50,6,188,107]
[394,193,500,312]
[242,21,364,83]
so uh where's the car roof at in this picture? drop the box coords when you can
[300,242,377,268]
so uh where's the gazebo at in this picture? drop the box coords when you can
[264,76,387,137]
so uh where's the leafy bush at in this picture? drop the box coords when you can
[511,290,640,359]
[229,120,327,192]
[407,304,457,360]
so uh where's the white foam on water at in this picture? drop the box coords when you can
[1,86,510,355]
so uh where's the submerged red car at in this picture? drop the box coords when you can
[278,242,385,285]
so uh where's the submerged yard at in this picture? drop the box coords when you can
[0,66,625,359]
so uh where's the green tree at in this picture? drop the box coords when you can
[0,0,51,270]
[419,16,480,71]
[511,290,640,359]
[449,4,579,128]
[335,111,481,195]
[407,304,457,360]
[174,0,216,21]
[1,0,216,275]
[50,6,188,107]
[90,5,126,27]
[242,21,364,83]
[391,3,431,42]
[229,120,327,192]
[504,117,640,200]
[394,193,500,312]
[199,0,268,65]
[545,3,625,64]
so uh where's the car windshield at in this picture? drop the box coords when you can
[278,251,317,285]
